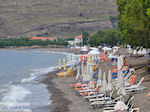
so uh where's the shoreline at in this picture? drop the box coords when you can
[41,69,70,112]
[0,48,80,54]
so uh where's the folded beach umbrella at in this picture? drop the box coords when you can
[96,68,102,88]
[117,70,126,96]
[76,65,80,80]
[107,70,113,92]
[88,65,95,88]
[101,72,107,94]
[67,54,69,64]
[84,62,90,81]
[83,63,90,82]
[117,56,123,89]
[86,61,89,75]
[81,62,84,76]
[63,58,66,70]
[117,56,126,96]
[59,59,62,70]
[81,62,85,80]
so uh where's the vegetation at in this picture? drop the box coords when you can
[0,38,69,48]
[116,0,150,48]
[89,29,123,47]
[82,31,90,45]
[110,16,118,28]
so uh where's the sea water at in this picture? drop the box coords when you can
[0,50,67,111]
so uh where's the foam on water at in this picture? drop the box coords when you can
[21,66,58,83]
[2,85,31,102]
[21,76,37,83]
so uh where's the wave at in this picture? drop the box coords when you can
[21,66,58,83]
[2,85,31,102]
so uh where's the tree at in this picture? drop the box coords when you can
[116,0,150,48]
[82,31,89,45]
[88,29,123,47]
[89,30,106,46]
[103,29,123,46]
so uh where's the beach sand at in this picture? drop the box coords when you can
[39,48,150,112]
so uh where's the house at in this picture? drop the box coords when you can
[30,37,55,41]
[74,35,83,43]
[67,34,83,46]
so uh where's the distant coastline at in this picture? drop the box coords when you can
[0,47,80,54]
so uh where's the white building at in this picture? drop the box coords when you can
[68,34,83,46]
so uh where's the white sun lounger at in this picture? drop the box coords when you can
[90,96,122,107]
[84,93,104,99]
[104,96,134,111]
[125,77,147,92]
[89,97,110,102]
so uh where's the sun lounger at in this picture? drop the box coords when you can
[104,96,134,111]
[84,93,104,99]
[90,96,122,108]
[89,96,111,102]
[103,110,116,112]
[125,77,147,92]
[79,87,100,96]
[69,83,88,88]
[130,108,139,112]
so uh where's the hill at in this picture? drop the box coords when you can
[0,0,117,38]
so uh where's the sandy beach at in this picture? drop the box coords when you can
[1,48,149,112]
[39,48,150,112]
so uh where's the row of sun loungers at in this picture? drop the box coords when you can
[69,65,146,112]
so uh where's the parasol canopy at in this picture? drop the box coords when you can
[114,101,128,111]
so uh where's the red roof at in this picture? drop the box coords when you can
[75,35,83,39]
[30,37,55,41]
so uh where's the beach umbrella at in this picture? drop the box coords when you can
[116,56,126,96]
[117,70,126,96]
[84,62,90,81]
[101,72,107,94]
[67,54,69,64]
[76,65,80,80]
[86,61,89,75]
[117,56,122,89]
[83,63,90,82]
[114,101,128,112]
[81,62,84,76]
[107,70,113,92]
[96,68,102,88]
[59,59,62,70]
[88,65,95,88]
[72,54,75,63]
[63,58,66,70]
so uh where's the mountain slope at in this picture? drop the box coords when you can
[0,0,117,38]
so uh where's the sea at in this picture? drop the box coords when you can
[0,50,67,112]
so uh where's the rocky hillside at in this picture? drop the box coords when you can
[0,0,117,38]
